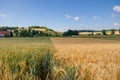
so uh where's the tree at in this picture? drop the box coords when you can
[102,30,106,35]
[30,26,40,28]
[32,30,39,36]
[11,27,18,31]
[74,30,79,35]
[63,29,79,37]
[91,32,94,35]
[119,28,120,35]
[20,30,29,37]
[0,26,8,31]
[10,31,13,37]
[14,30,19,37]
[111,29,115,35]
[63,32,67,36]
[28,27,33,37]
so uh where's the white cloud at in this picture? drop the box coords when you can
[93,16,101,20]
[0,13,7,17]
[65,14,71,19]
[65,14,81,21]
[113,5,120,13]
[114,22,120,26]
[74,16,79,21]
[112,13,115,17]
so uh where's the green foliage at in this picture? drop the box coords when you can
[32,30,38,36]
[10,31,13,37]
[14,30,19,36]
[63,29,79,37]
[0,26,18,31]
[0,26,9,31]
[111,29,115,35]
[30,26,40,28]
[0,26,61,37]
[102,30,106,35]
[20,30,29,37]
[119,29,120,34]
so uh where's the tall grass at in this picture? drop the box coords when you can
[0,37,54,80]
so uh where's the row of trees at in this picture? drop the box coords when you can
[1,26,120,37]
[63,29,79,36]
[0,26,60,37]
[63,29,120,37]
[19,28,120,37]
[102,29,120,35]
[0,26,18,31]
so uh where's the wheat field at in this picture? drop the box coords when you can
[51,38,120,80]
[0,37,120,80]
[0,37,54,80]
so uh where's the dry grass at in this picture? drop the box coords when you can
[51,38,120,80]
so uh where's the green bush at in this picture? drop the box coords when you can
[102,30,106,35]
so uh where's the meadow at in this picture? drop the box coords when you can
[0,37,120,80]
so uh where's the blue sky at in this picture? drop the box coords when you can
[0,0,120,31]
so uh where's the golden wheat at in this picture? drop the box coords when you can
[51,38,120,80]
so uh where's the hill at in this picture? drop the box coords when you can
[29,26,61,36]
[0,26,62,37]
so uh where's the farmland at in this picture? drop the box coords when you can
[0,37,120,80]
[0,37,54,80]
[79,30,120,35]
[72,35,120,41]
[51,38,120,80]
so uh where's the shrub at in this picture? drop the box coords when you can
[102,30,106,35]
[111,29,115,35]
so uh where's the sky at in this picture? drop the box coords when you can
[0,0,120,31]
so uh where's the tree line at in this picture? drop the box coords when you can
[0,26,120,37]
[0,26,61,37]
[63,29,79,36]
[63,29,120,37]
[102,29,120,35]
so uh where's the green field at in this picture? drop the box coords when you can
[0,37,54,80]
